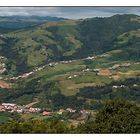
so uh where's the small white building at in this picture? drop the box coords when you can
[66,108,76,113]
[133,84,138,87]
[73,75,77,77]
[112,85,118,89]
[68,76,72,79]
[2,103,16,107]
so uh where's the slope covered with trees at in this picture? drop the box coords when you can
[0,14,140,75]
[0,14,140,133]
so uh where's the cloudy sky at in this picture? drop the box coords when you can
[0,7,140,19]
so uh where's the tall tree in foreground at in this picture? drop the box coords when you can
[78,98,140,133]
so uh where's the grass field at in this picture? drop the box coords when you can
[0,115,10,123]
[10,49,140,98]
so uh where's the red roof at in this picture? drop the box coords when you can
[42,111,51,116]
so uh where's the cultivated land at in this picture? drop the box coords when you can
[0,14,140,133]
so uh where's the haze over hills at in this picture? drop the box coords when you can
[0,14,140,133]
[0,16,66,33]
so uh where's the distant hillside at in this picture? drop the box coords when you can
[1,14,140,130]
[0,14,140,75]
[77,14,140,57]
[0,16,66,33]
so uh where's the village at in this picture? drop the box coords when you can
[8,55,97,80]
[0,103,42,114]
[0,50,138,81]
[0,51,139,90]
[0,102,92,120]
[8,60,140,81]
[0,54,139,122]
[7,51,140,81]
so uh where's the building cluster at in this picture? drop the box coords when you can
[109,63,131,70]
[0,56,7,74]
[60,60,76,64]
[48,62,58,67]
[134,62,140,65]
[68,74,78,79]
[0,102,93,121]
[82,68,92,72]
[10,65,46,80]
[112,83,139,89]
[85,56,95,60]
[0,63,6,74]
[57,108,90,116]
[112,85,126,89]
[57,108,76,115]
[0,103,43,114]
[59,55,96,64]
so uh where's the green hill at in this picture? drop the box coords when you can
[0,14,140,75]
[0,14,140,109]
[0,16,66,33]
[0,14,140,133]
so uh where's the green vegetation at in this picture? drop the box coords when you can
[77,99,140,133]
[0,14,140,75]
[0,14,140,133]
[0,119,72,133]
[72,74,111,84]
[77,77,140,102]
[0,99,140,133]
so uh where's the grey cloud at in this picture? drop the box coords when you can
[0,7,140,19]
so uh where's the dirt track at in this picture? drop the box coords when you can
[0,80,11,89]
[98,69,112,76]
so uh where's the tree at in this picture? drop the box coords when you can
[77,98,140,133]
[0,119,71,134]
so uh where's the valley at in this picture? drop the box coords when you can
[0,13,140,133]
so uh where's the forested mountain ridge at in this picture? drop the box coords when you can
[0,16,66,33]
[0,14,140,133]
[0,14,140,103]
[0,14,140,75]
